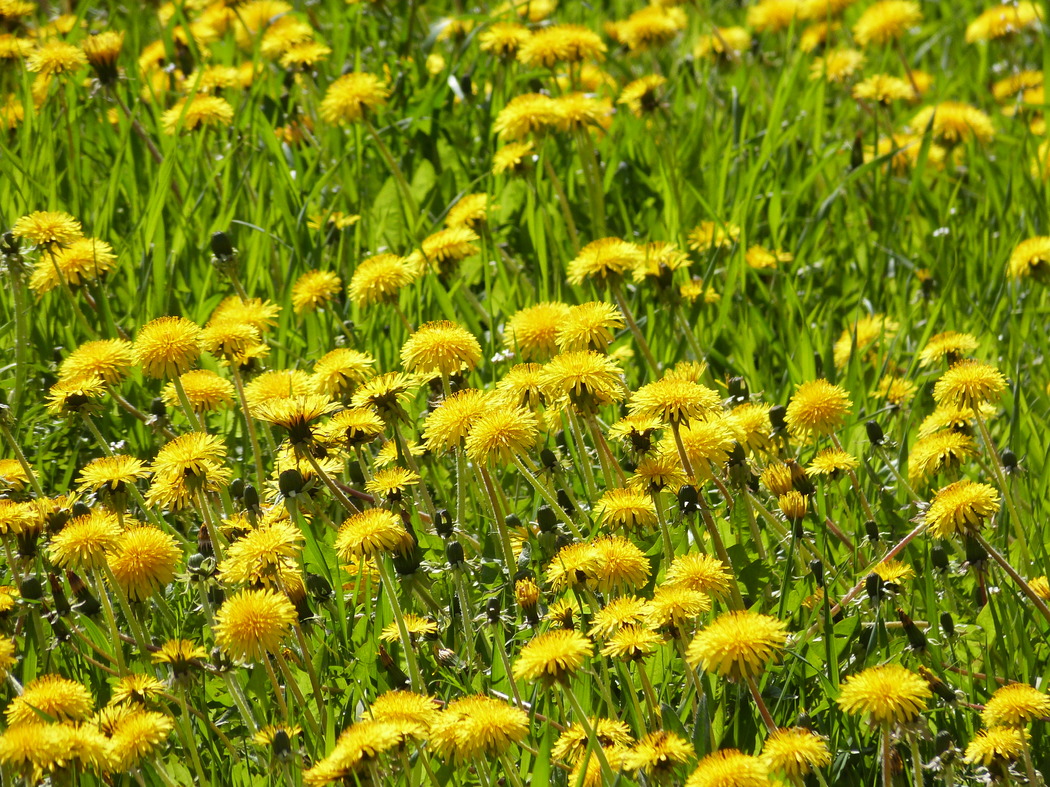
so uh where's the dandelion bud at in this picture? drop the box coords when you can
[486,597,501,625]
[47,574,71,617]
[230,477,244,500]
[787,460,814,496]
[516,541,531,573]
[865,520,880,542]
[71,501,92,519]
[896,608,927,651]
[939,611,955,638]
[279,468,304,499]
[936,730,955,756]
[149,397,167,419]
[727,376,749,404]
[795,707,814,730]
[50,617,71,642]
[66,571,101,617]
[678,485,700,515]
[865,573,883,603]
[306,573,333,602]
[434,509,453,539]
[810,559,825,588]
[919,666,957,704]
[19,574,42,600]
[271,728,293,760]
[536,505,557,533]
[866,420,885,446]
[930,543,949,572]
[768,404,787,434]
[556,489,575,517]
[211,231,235,260]
[505,513,521,530]
[964,536,988,568]
[540,447,559,470]
[243,483,260,514]
[1001,448,1018,474]
[446,540,465,568]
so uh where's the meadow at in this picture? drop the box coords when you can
[0,0,1049,784]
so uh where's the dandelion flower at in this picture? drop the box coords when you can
[963,727,1027,766]
[518,24,605,68]
[420,227,479,272]
[401,320,481,379]
[567,238,643,286]
[912,102,995,146]
[6,674,93,725]
[761,727,832,778]
[12,210,82,248]
[505,301,571,360]
[349,254,415,308]
[924,479,1000,539]
[646,585,711,629]
[837,663,931,725]
[594,488,657,533]
[618,74,667,117]
[907,431,978,484]
[546,542,600,592]
[966,2,1041,42]
[785,379,852,439]
[686,749,772,787]
[379,614,437,643]
[161,95,234,134]
[464,406,538,465]
[1007,236,1050,282]
[541,351,626,411]
[665,553,733,599]
[319,72,388,124]
[810,48,865,82]
[350,371,419,423]
[513,629,592,685]
[134,316,202,378]
[981,684,1050,728]
[479,22,530,57]
[46,374,107,415]
[367,691,440,739]
[601,625,664,661]
[27,39,86,77]
[853,0,922,46]
[623,731,694,777]
[591,536,652,592]
[493,93,564,140]
[29,237,117,294]
[111,673,166,705]
[429,695,528,762]
[58,339,134,384]
[161,369,234,413]
[291,269,342,314]
[214,588,297,663]
[335,508,412,561]
[107,526,181,600]
[109,709,175,769]
[493,140,536,174]
[630,377,720,426]
[423,389,492,452]
[687,610,788,681]
[48,510,122,570]
[918,331,979,367]
[553,718,633,764]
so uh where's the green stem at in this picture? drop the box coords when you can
[0,421,46,498]
[973,411,1030,567]
[611,281,659,377]
[229,363,267,489]
[560,686,614,782]
[171,375,204,431]
[511,455,583,539]
[974,532,1050,627]
[377,553,425,692]
[363,118,421,233]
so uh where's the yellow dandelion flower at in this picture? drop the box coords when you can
[810,48,865,82]
[311,348,375,398]
[553,718,633,764]
[291,269,342,314]
[505,301,571,360]
[981,684,1050,728]
[1008,237,1050,281]
[593,488,658,532]
[686,749,772,787]
[12,210,81,248]
[761,727,832,778]
[513,629,592,685]
[464,405,538,465]
[619,74,667,116]
[646,585,711,629]
[924,479,1000,539]
[335,508,413,561]
[349,253,416,308]
[107,526,181,600]
[686,610,788,681]
[518,23,605,68]
[214,588,297,663]
[623,731,694,778]
[401,320,481,379]
[665,553,733,598]
[48,510,122,570]
[964,727,1027,766]
[161,369,234,413]
[588,596,649,638]
[6,674,93,725]
[429,695,528,762]
[26,39,86,77]
[134,316,202,378]
[853,0,922,46]
[933,360,1006,409]
[493,93,564,141]
[567,237,643,286]
[493,140,536,174]
[912,102,995,146]
[837,663,931,725]
[319,72,388,124]
[29,237,117,295]
[918,331,979,367]
[591,535,652,593]
[422,389,492,452]
[966,2,1041,42]
[785,379,852,439]
[378,613,437,643]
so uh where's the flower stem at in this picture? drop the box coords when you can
[363,119,421,233]
[744,673,777,733]
[229,363,267,489]
[610,281,659,377]
[973,411,1030,566]
[511,455,583,539]
[171,375,204,431]
[973,531,1050,626]
[377,553,425,692]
